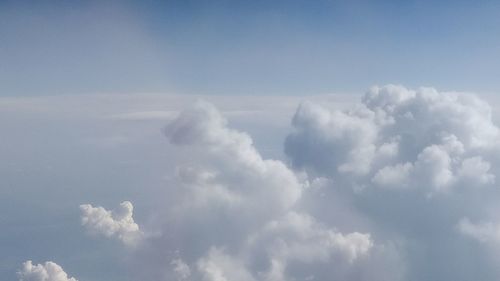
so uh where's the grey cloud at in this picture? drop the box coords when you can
[459,218,500,244]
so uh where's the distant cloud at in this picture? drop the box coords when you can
[80,201,143,246]
[18,261,78,281]
[110,111,177,121]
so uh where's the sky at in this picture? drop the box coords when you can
[4,1,500,281]
[2,0,500,96]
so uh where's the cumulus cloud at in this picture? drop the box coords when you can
[193,211,374,281]
[164,101,302,220]
[22,86,500,281]
[245,212,373,281]
[282,85,500,280]
[250,212,372,264]
[80,201,142,246]
[120,100,380,281]
[285,85,499,194]
[18,261,78,281]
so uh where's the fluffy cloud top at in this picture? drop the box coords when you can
[282,85,500,279]
[80,201,142,246]
[18,261,78,281]
[285,85,498,194]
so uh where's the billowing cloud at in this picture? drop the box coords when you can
[283,85,500,280]
[120,100,380,281]
[285,85,498,194]
[18,261,78,281]
[80,201,143,246]
[18,86,500,281]
[164,101,302,216]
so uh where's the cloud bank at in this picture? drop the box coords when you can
[17,85,500,281]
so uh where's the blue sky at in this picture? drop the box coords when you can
[2,0,500,96]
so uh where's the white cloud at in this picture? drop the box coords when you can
[164,100,302,217]
[18,261,78,281]
[129,100,379,281]
[285,85,499,194]
[457,156,495,185]
[192,211,374,281]
[197,248,256,281]
[372,162,412,188]
[80,201,142,246]
[242,211,373,281]
[16,87,500,281]
[281,85,500,279]
[285,100,378,177]
[251,212,372,265]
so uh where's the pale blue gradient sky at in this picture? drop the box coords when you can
[1,0,500,96]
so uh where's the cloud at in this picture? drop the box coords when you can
[18,261,78,281]
[18,87,500,281]
[245,212,373,280]
[118,100,380,281]
[171,259,191,281]
[80,201,143,246]
[193,211,374,281]
[197,248,256,281]
[164,100,302,217]
[262,212,372,263]
[282,85,500,279]
[285,85,499,194]
[458,218,500,244]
